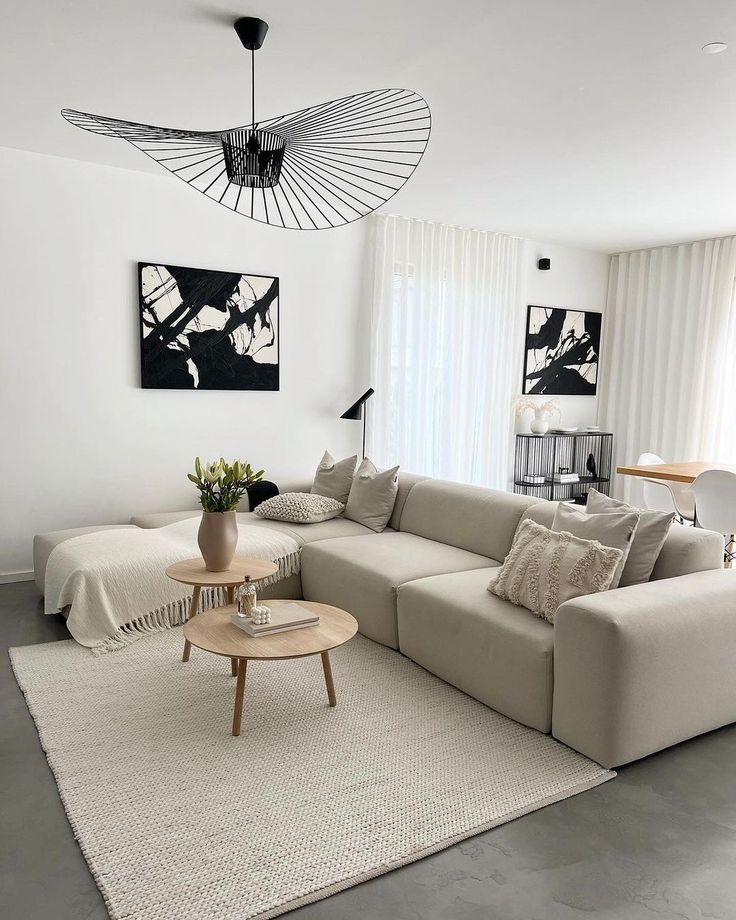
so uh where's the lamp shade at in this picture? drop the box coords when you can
[340,388,374,420]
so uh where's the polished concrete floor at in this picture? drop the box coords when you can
[2,579,736,920]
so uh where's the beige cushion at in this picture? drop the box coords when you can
[651,522,724,580]
[400,479,539,560]
[254,492,344,524]
[344,459,399,532]
[397,568,554,733]
[586,488,674,586]
[311,451,356,503]
[552,502,639,588]
[389,472,430,530]
[301,532,494,648]
[489,519,623,622]
[521,500,557,528]
[33,524,137,593]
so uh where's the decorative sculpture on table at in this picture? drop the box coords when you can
[251,605,272,626]
[586,453,598,479]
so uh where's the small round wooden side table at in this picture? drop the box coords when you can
[166,557,279,675]
[183,601,358,736]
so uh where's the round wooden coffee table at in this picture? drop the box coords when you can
[166,557,279,674]
[183,601,358,736]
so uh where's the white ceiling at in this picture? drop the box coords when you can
[2,0,736,252]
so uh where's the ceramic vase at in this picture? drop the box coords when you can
[198,510,238,572]
[530,409,549,435]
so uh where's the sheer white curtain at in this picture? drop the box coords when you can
[600,236,736,503]
[365,214,524,487]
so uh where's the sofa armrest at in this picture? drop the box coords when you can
[552,569,736,768]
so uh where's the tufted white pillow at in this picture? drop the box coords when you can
[489,518,623,623]
[254,492,345,524]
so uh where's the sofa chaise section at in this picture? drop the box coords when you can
[33,525,137,593]
[397,568,553,732]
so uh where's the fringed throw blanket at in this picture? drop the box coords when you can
[45,518,300,654]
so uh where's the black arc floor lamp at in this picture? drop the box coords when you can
[341,388,374,459]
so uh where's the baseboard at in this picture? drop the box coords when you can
[0,571,35,584]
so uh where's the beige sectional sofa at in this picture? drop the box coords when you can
[34,472,733,769]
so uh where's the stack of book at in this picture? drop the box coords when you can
[230,602,319,637]
[521,474,546,485]
[553,471,580,484]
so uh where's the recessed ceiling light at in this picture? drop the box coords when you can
[702,42,728,54]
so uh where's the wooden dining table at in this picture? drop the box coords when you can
[616,461,736,484]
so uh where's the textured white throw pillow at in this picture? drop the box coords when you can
[254,492,345,524]
[311,451,357,504]
[344,458,400,533]
[489,518,623,622]
[552,502,639,589]
[586,488,674,586]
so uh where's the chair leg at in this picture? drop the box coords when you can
[725,535,735,569]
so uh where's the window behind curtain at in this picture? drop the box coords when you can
[367,215,525,487]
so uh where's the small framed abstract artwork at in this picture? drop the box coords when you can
[523,305,601,396]
[138,262,279,390]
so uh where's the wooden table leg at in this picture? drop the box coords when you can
[182,584,201,663]
[321,650,336,707]
[226,586,238,674]
[232,659,248,736]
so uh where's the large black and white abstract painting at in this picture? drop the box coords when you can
[523,305,601,395]
[138,262,279,390]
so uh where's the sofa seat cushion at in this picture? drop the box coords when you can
[235,512,378,545]
[129,510,375,545]
[33,524,137,593]
[397,568,554,733]
[301,532,494,648]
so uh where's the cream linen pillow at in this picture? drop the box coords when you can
[489,518,623,622]
[254,492,345,524]
[552,501,640,589]
[344,458,399,533]
[310,451,357,503]
[586,488,674,586]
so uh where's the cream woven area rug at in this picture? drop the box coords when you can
[11,631,614,920]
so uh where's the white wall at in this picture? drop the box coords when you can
[520,239,610,430]
[0,146,366,576]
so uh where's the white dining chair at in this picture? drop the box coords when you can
[636,452,695,523]
[689,469,736,567]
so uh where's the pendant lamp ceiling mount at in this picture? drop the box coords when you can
[234,17,269,51]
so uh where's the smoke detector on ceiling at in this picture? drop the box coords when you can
[702,42,728,54]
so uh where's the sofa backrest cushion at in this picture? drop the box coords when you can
[399,479,538,560]
[520,501,556,528]
[389,472,430,531]
[650,524,724,580]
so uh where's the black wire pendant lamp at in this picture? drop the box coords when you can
[62,17,431,230]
